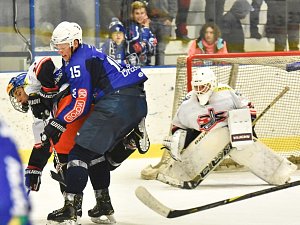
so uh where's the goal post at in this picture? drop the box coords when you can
[141,51,300,180]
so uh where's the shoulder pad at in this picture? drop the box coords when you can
[184,91,194,100]
[214,84,232,92]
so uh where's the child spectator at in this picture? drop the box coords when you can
[188,22,228,56]
[100,17,127,64]
[126,1,157,66]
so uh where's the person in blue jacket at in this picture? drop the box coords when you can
[42,21,149,224]
[0,119,32,225]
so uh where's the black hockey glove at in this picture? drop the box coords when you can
[41,118,66,145]
[25,145,51,191]
[28,94,51,119]
[25,166,42,191]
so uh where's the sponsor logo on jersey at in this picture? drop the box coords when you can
[121,64,142,77]
[64,89,87,123]
[197,108,227,131]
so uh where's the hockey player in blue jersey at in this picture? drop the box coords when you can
[42,21,149,224]
[0,119,32,225]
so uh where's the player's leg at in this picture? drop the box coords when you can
[230,141,297,185]
[87,155,115,224]
[47,88,147,224]
[157,126,231,186]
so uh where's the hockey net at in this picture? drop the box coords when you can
[141,51,300,179]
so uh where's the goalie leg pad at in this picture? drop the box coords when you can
[159,126,230,181]
[229,140,297,185]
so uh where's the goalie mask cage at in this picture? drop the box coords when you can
[172,51,300,166]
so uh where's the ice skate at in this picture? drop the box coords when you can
[88,189,116,224]
[127,117,150,154]
[46,200,77,225]
[47,193,80,225]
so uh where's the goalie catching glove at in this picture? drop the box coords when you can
[41,118,66,145]
[162,129,187,161]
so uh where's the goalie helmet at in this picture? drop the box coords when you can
[191,67,217,105]
[6,73,29,113]
[50,21,82,50]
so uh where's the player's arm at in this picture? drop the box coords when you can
[24,143,51,191]
[41,61,93,145]
[28,57,60,119]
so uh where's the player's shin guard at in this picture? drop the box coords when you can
[88,189,116,224]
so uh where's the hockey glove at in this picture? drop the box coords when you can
[27,94,51,119]
[41,118,66,145]
[162,129,187,161]
[25,166,42,191]
[25,144,52,191]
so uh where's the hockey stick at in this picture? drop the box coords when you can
[50,170,66,186]
[135,180,300,218]
[157,86,290,189]
[41,115,65,183]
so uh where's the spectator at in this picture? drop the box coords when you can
[99,0,122,37]
[220,0,253,52]
[205,0,226,27]
[147,0,178,65]
[250,0,263,39]
[126,1,157,66]
[188,22,228,56]
[265,0,300,51]
[100,17,127,64]
[120,0,147,23]
[175,0,191,43]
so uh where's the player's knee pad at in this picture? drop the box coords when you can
[229,140,297,185]
[105,141,135,171]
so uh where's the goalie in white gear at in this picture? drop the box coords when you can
[158,67,296,188]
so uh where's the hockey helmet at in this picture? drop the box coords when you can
[191,67,217,105]
[6,73,29,113]
[50,21,82,50]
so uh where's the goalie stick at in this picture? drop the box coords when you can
[158,86,290,189]
[135,180,300,218]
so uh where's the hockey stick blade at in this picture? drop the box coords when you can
[50,170,66,186]
[136,180,300,218]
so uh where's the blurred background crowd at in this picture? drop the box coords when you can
[0,0,300,71]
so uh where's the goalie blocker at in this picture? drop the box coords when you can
[157,109,297,187]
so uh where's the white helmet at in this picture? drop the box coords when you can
[50,21,82,50]
[191,67,217,105]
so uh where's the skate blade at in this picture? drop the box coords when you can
[91,215,116,224]
[46,220,78,225]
